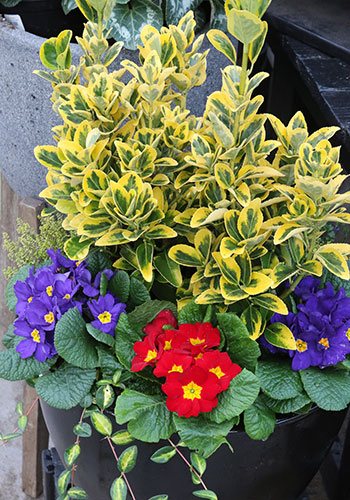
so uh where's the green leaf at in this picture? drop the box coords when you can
[260,393,311,414]
[35,363,96,409]
[86,250,112,278]
[90,411,112,436]
[154,251,183,288]
[2,324,18,349]
[150,446,176,464]
[73,422,92,438]
[67,487,88,499]
[0,347,56,381]
[57,469,72,494]
[1,432,22,440]
[191,452,206,475]
[178,301,205,325]
[127,300,177,328]
[193,491,218,500]
[174,415,234,458]
[107,0,163,50]
[55,308,99,368]
[109,271,130,303]
[15,402,23,416]
[61,0,77,14]
[257,359,303,400]
[96,384,115,410]
[86,323,115,347]
[264,323,296,350]
[165,0,201,24]
[17,415,28,432]
[118,445,138,473]
[64,444,80,467]
[129,277,151,307]
[227,8,264,45]
[5,264,32,312]
[111,430,134,445]
[115,389,175,442]
[148,496,169,500]
[209,369,260,424]
[110,476,127,500]
[115,313,142,370]
[97,345,124,374]
[243,397,276,440]
[300,367,350,411]
[217,313,261,371]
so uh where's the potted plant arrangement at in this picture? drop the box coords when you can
[2,0,350,499]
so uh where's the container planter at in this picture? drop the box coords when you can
[0,0,85,37]
[0,17,230,199]
[40,400,347,500]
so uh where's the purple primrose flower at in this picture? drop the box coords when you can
[88,293,126,335]
[14,318,57,362]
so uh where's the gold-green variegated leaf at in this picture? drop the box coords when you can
[288,238,304,263]
[147,225,177,239]
[226,8,264,46]
[220,237,245,258]
[154,252,182,287]
[213,252,241,284]
[95,229,130,246]
[241,306,262,340]
[40,183,74,204]
[271,264,297,288]
[248,20,267,64]
[233,182,251,207]
[207,29,237,63]
[250,293,288,315]
[241,272,272,295]
[220,277,248,302]
[274,224,308,245]
[75,0,98,21]
[40,37,60,70]
[107,0,163,50]
[194,229,212,262]
[316,247,350,280]
[64,236,93,261]
[237,199,262,240]
[83,170,109,200]
[224,210,241,242]
[214,162,235,189]
[264,323,296,350]
[136,242,154,283]
[208,112,235,149]
[34,145,62,170]
[298,260,322,276]
[195,289,223,305]
[168,245,204,267]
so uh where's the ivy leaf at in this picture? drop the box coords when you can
[300,367,350,411]
[115,313,142,370]
[110,477,127,500]
[5,264,32,312]
[127,300,177,328]
[192,491,218,499]
[64,444,80,467]
[67,487,88,499]
[61,0,78,14]
[148,496,169,500]
[165,0,202,25]
[107,0,163,50]
[209,369,260,424]
[115,389,175,442]
[243,397,276,440]
[191,452,207,476]
[111,430,134,445]
[118,445,138,473]
[35,363,96,409]
[217,313,260,371]
[174,415,234,458]
[90,411,112,436]
[57,469,72,494]
[109,271,130,303]
[55,308,99,369]
[150,446,176,464]
[0,347,56,381]
[73,422,92,438]
[257,359,304,400]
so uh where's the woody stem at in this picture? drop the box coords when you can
[168,439,208,490]
[107,437,137,500]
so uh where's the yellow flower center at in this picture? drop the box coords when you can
[169,364,183,374]
[63,293,71,300]
[319,338,330,350]
[210,366,225,379]
[44,311,54,324]
[183,381,202,401]
[98,311,112,324]
[31,329,40,343]
[144,350,157,363]
[195,353,203,360]
[46,286,53,297]
[190,337,205,346]
[346,328,350,341]
[296,339,308,352]
[28,297,33,303]
[164,340,172,350]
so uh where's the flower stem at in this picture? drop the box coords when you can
[168,439,208,490]
[0,395,39,448]
[107,437,137,500]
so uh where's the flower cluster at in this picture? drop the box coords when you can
[131,311,242,418]
[261,277,350,370]
[14,249,126,362]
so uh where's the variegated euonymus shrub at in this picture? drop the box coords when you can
[36,0,350,345]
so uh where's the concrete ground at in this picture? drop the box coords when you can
[0,378,43,500]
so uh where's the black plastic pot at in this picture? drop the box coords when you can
[0,0,85,37]
[40,400,347,500]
